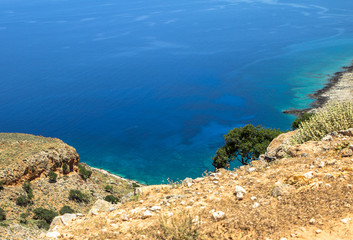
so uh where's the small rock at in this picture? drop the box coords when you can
[187,182,193,187]
[150,206,161,212]
[236,192,244,200]
[212,211,225,221]
[235,186,246,194]
[142,210,153,219]
[251,196,257,201]
[252,202,260,208]
[322,135,333,141]
[318,161,325,168]
[248,167,256,172]
[309,218,316,225]
[324,173,334,179]
[315,229,322,234]
[304,171,314,179]
[272,184,295,197]
[121,214,129,221]
[46,231,61,238]
[182,178,193,186]
[341,218,351,224]
[326,159,336,165]
[213,181,219,185]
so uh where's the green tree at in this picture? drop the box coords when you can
[212,124,282,169]
[291,112,314,130]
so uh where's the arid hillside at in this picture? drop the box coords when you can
[47,128,353,240]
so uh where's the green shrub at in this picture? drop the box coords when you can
[22,180,31,193]
[32,208,57,224]
[291,113,314,130]
[78,164,92,180]
[104,195,120,204]
[16,195,31,207]
[59,206,75,215]
[48,171,57,183]
[104,185,113,192]
[212,124,282,168]
[0,208,6,221]
[291,101,353,144]
[27,188,34,200]
[62,162,69,174]
[69,189,89,203]
[36,220,50,230]
[132,182,140,188]
[20,212,29,224]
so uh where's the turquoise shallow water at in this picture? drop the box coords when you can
[1,0,353,184]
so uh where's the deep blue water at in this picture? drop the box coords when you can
[1,0,353,184]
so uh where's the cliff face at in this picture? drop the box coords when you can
[0,133,136,240]
[50,129,353,240]
[0,133,79,185]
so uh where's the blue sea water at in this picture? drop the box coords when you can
[1,0,353,184]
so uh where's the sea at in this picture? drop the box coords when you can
[1,0,353,184]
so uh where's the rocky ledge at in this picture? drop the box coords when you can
[0,133,79,185]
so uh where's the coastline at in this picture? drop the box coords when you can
[89,166,145,186]
[283,61,353,115]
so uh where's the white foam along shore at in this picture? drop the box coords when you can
[90,166,144,185]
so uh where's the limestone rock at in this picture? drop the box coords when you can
[50,214,77,230]
[212,211,225,221]
[272,184,295,197]
[89,199,117,216]
[265,131,297,160]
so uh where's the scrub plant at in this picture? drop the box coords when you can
[291,101,353,144]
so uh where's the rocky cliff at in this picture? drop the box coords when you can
[0,133,79,185]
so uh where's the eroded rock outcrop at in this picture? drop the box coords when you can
[0,133,79,185]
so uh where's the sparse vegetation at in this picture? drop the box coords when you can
[105,185,113,192]
[20,212,30,224]
[104,194,120,204]
[212,124,282,168]
[148,212,199,240]
[0,208,6,221]
[62,162,69,174]
[36,219,50,230]
[291,112,314,130]
[69,189,89,203]
[78,164,92,180]
[59,206,75,215]
[291,101,353,144]
[32,207,57,224]
[0,180,4,191]
[16,195,31,207]
[22,180,31,193]
[48,170,58,183]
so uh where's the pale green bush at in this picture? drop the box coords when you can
[291,101,353,144]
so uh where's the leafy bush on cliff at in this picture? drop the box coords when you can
[48,170,57,183]
[105,185,113,192]
[69,189,89,203]
[36,220,50,230]
[78,164,92,180]
[16,195,31,207]
[104,194,120,204]
[291,113,314,130]
[22,180,31,193]
[62,162,69,174]
[212,124,282,168]
[0,208,6,221]
[291,101,353,144]
[59,206,75,215]
[32,208,57,224]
